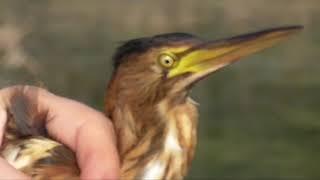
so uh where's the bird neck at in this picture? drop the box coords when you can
[105,88,198,179]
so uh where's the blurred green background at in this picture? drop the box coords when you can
[0,0,319,178]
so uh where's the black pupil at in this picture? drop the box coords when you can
[165,59,171,64]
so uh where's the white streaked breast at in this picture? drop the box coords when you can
[142,160,166,179]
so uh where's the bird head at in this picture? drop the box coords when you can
[107,26,302,107]
[105,26,302,179]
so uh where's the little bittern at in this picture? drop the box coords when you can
[0,26,302,179]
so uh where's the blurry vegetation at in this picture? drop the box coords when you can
[0,0,319,178]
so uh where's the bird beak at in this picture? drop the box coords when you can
[168,26,303,83]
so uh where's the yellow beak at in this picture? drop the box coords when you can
[168,26,303,79]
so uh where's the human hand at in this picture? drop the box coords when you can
[0,86,120,179]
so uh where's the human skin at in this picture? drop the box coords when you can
[0,86,120,179]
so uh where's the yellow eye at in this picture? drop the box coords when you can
[158,53,176,68]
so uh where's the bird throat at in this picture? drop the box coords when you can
[106,94,198,179]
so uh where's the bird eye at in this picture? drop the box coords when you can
[158,53,176,68]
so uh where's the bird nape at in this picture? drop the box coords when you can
[1,26,302,179]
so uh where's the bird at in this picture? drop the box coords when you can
[0,25,302,179]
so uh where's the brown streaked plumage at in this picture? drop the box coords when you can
[0,26,302,179]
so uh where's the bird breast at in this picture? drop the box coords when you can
[140,97,198,179]
[142,120,183,179]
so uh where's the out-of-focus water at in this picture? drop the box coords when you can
[0,0,319,178]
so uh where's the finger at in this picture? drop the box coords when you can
[76,120,119,179]
[0,158,30,179]
[40,90,120,179]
